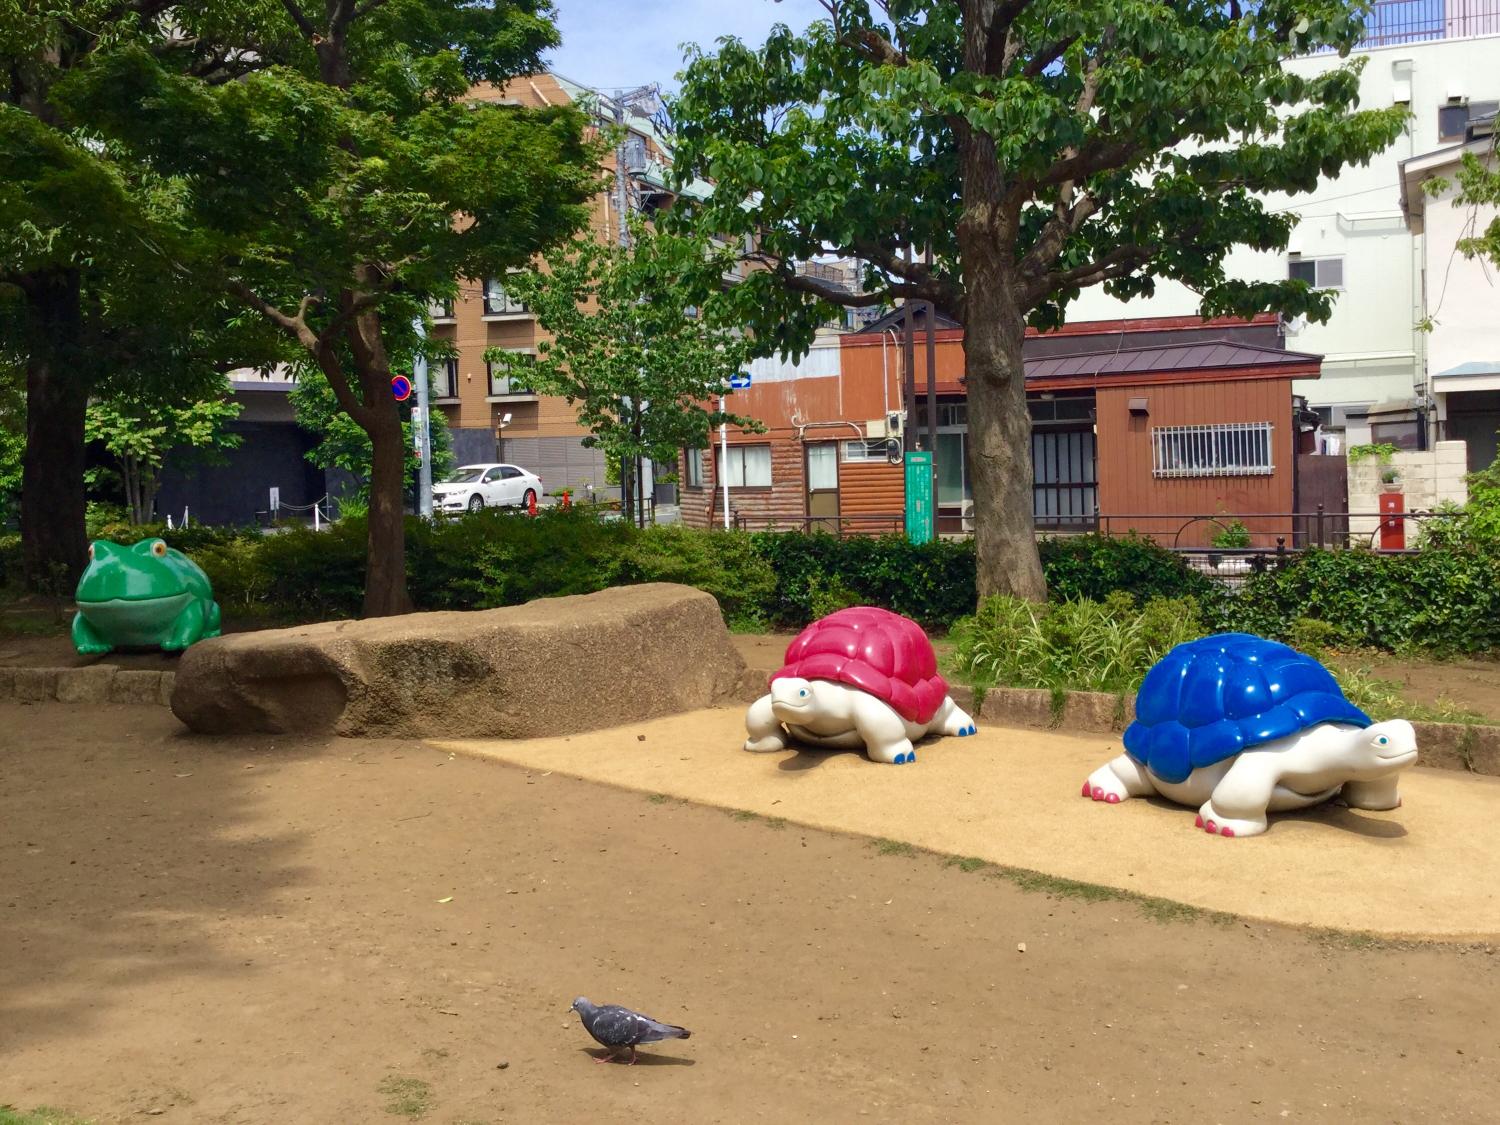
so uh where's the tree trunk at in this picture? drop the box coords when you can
[362,396,411,616]
[963,304,1047,602]
[20,269,90,594]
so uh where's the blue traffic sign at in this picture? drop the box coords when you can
[728,373,752,390]
[391,375,413,402]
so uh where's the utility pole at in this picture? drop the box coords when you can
[412,315,433,517]
[901,247,916,455]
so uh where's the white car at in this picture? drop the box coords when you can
[434,463,543,514]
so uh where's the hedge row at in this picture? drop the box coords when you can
[6,511,1500,653]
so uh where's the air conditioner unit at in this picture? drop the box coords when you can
[866,418,888,439]
[886,411,904,437]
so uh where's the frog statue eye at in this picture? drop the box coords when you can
[151,540,168,558]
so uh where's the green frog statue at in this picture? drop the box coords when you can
[72,538,222,655]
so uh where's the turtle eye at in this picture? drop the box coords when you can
[151,541,167,558]
[799,689,808,698]
[1376,735,1389,746]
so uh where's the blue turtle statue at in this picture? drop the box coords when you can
[1082,633,1418,838]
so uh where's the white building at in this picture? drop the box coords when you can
[1401,113,1500,471]
[1067,2,1500,457]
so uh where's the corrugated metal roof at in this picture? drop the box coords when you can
[1025,338,1321,381]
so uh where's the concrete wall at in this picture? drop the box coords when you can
[1347,440,1469,542]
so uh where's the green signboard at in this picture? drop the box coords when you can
[904,451,933,544]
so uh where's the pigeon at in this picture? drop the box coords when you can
[570,997,691,1064]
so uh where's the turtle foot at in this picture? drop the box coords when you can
[1196,803,1265,838]
[954,723,978,737]
[892,749,918,764]
[744,735,787,753]
[1082,765,1129,804]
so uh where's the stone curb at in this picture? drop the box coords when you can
[0,666,174,707]
[974,684,1500,778]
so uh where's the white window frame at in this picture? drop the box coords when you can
[718,444,772,487]
[1152,422,1275,478]
[841,438,889,463]
[1287,255,1343,291]
[482,275,529,317]
[431,356,459,399]
[683,448,705,488]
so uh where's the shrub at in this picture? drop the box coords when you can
[1210,519,1252,549]
[950,591,1205,694]
[1217,546,1500,654]
[1038,533,1220,606]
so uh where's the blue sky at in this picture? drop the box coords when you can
[544,0,828,92]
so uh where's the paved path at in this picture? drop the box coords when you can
[437,709,1500,938]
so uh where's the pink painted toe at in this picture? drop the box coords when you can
[1081,780,1092,798]
[1205,819,1217,833]
[1193,814,1204,828]
[1104,793,1120,805]
[1220,826,1235,837]
[1091,786,1105,801]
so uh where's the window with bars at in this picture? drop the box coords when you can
[718,444,772,487]
[841,438,890,463]
[1152,422,1274,477]
[482,277,529,315]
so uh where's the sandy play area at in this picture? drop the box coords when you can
[440,707,1500,939]
[4,702,1500,1124]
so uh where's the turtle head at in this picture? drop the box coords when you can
[769,677,819,721]
[1347,719,1419,776]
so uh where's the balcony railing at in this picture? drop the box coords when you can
[1326,0,1500,49]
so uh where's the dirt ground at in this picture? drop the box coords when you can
[4,705,1500,1124]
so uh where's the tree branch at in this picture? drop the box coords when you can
[226,281,321,352]
[279,0,318,40]
[350,0,391,20]
[1025,243,1153,302]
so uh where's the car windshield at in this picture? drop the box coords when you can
[443,467,487,484]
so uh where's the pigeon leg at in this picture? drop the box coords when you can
[627,1046,638,1065]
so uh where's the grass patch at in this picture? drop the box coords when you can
[377,1076,433,1119]
[942,855,989,873]
[764,816,787,830]
[981,863,1233,926]
[728,809,760,822]
[872,838,917,857]
[0,1110,93,1125]
[1332,664,1491,726]
[645,793,669,805]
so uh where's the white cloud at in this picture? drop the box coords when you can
[544,0,827,92]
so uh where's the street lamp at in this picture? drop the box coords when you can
[495,411,512,462]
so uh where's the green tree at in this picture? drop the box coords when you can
[670,0,1407,600]
[290,366,454,505]
[1,1,287,589]
[485,231,758,522]
[66,1,601,616]
[84,384,244,525]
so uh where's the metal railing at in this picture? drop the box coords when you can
[1308,0,1500,50]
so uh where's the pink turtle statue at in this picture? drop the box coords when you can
[743,606,978,764]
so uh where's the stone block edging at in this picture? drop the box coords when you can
[0,666,175,707]
[974,684,1500,778]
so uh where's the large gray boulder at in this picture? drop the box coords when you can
[170,583,754,738]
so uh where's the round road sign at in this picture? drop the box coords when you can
[391,375,413,401]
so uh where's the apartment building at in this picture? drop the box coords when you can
[1067,0,1500,460]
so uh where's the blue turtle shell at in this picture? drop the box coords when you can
[1123,633,1371,785]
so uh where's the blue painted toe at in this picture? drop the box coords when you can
[909,750,917,762]
[968,724,978,735]
[894,752,907,764]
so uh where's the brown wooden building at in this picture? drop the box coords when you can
[678,313,1323,546]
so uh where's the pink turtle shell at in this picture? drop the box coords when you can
[770,606,949,725]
